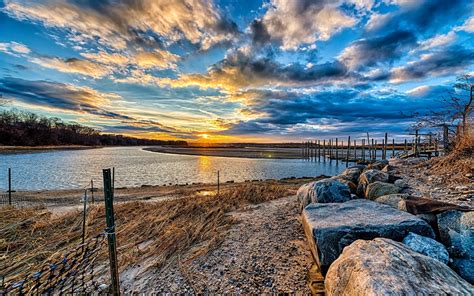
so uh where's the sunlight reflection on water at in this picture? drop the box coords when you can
[0,147,345,190]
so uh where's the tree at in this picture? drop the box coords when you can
[414,74,473,140]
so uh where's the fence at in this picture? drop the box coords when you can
[1,234,107,295]
[1,168,120,295]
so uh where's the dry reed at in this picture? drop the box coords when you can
[0,182,295,282]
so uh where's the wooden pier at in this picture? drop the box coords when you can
[301,131,444,165]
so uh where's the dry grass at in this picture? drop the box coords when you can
[425,129,474,184]
[0,182,296,282]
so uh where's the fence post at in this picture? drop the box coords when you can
[103,169,120,296]
[8,168,12,205]
[91,180,95,204]
[82,189,88,250]
[217,170,220,196]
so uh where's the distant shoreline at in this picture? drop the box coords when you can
[144,146,303,159]
[0,145,101,154]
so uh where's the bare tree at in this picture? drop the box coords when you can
[414,74,473,137]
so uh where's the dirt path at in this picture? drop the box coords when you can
[121,195,313,294]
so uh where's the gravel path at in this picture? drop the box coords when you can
[122,195,313,294]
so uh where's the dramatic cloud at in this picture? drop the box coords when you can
[0,77,129,119]
[252,0,355,49]
[418,31,457,51]
[339,30,417,70]
[4,0,238,50]
[30,56,110,78]
[390,46,474,83]
[135,49,180,70]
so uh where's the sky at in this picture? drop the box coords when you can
[0,0,473,143]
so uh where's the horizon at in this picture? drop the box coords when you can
[0,0,473,143]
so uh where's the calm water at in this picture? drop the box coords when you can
[0,147,345,190]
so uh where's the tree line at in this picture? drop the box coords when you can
[0,109,187,146]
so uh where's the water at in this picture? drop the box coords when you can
[0,147,345,190]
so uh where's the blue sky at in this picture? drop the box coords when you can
[0,0,473,142]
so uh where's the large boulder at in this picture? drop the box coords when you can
[402,232,449,264]
[297,179,351,210]
[302,199,434,273]
[325,238,473,296]
[437,210,474,283]
[365,181,400,200]
[357,169,389,196]
[330,176,357,194]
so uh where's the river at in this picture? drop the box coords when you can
[0,147,346,190]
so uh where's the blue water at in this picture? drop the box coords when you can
[0,147,345,190]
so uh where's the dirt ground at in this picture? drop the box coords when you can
[119,195,313,294]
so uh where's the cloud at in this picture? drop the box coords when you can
[80,51,130,66]
[390,46,474,83]
[0,77,130,119]
[252,0,356,50]
[418,31,457,51]
[118,48,349,91]
[4,0,238,51]
[455,16,474,33]
[0,41,31,56]
[30,56,110,78]
[339,30,417,70]
[135,49,180,69]
[215,87,448,137]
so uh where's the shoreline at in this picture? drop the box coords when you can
[144,147,303,159]
[0,145,102,154]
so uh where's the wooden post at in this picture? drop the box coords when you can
[414,130,419,157]
[335,138,339,164]
[371,139,375,160]
[103,169,120,296]
[443,124,449,150]
[375,140,378,159]
[353,140,357,160]
[384,133,388,160]
[392,139,395,158]
[323,140,326,162]
[346,136,351,165]
[318,140,321,161]
[217,170,220,196]
[329,139,332,161]
[82,189,88,250]
[362,139,365,162]
[8,168,12,205]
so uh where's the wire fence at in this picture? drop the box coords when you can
[0,193,39,208]
[0,233,108,295]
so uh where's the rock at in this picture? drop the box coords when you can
[394,179,408,189]
[451,257,474,284]
[302,199,434,273]
[437,210,474,283]
[437,210,473,258]
[339,167,363,184]
[325,238,473,296]
[402,232,449,264]
[297,179,351,210]
[365,181,400,200]
[357,169,389,196]
[381,164,393,172]
[374,194,407,210]
[367,160,389,170]
[330,176,357,194]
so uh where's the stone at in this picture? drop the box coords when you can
[357,169,389,196]
[374,194,407,210]
[339,167,363,184]
[402,232,449,264]
[302,199,435,273]
[330,176,357,194]
[325,238,473,296]
[297,179,351,210]
[367,159,389,170]
[365,181,400,200]
[451,257,474,284]
[394,179,408,189]
[437,210,473,258]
